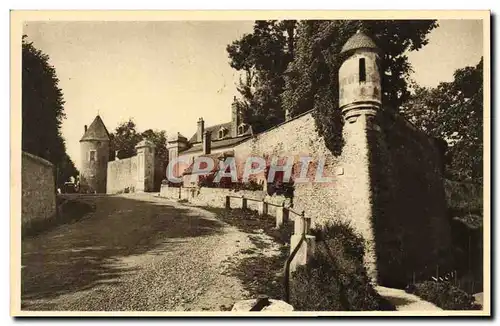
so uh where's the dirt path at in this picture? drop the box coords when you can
[375,286,442,311]
[21,193,256,311]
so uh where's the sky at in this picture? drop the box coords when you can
[23,19,483,170]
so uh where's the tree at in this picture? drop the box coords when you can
[141,129,168,164]
[110,119,142,159]
[110,120,168,164]
[109,121,168,190]
[402,58,483,182]
[227,20,297,133]
[22,35,78,186]
[281,20,438,154]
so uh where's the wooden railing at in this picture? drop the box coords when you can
[225,194,312,303]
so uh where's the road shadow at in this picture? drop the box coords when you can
[21,195,225,305]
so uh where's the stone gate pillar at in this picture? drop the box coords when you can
[135,139,155,192]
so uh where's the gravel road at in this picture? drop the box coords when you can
[21,193,256,311]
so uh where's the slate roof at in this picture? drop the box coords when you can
[340,30,379,54]
[169,132,188,142]
[80,115,110,142]
[180,135,251,154]
[188,121,253,143]
[188,122,233,144]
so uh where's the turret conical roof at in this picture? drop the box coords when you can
[80,115,110,142]
[340,30,379,54]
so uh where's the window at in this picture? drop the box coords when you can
[89,150,96,162]
[359,58,366,82]
[238,123,247,135]
[218,127,226,139]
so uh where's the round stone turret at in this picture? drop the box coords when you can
[338,30,382,122]
[79,115,110,193]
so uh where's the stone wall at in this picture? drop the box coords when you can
[106,156,138,194]
[160,185,290,216]
[163,108,451,287]
[227,109,449,286]
[22,152,56,227]
[231,112,367,229]
[369,112,452,287]
[231,110,377,279]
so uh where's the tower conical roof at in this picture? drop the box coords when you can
[340,30,379,54]
[80,115,110,142]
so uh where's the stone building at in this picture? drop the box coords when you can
[79,115,110,193]
[167,100,253,179]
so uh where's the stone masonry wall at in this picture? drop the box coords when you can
[368,112,452,287]
[161,109,450,287]
[106,156,138,194]
[22,152,56,227]
[231,112,373,238]
[160,185,290,217]
[229,109,448,286]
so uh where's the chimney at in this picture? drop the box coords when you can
[231,96,239,138]
[84,125,88,132]
[197,118,204,143]
[285,108,292,122]
[203,130,211,155]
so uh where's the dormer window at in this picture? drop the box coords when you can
[218,127,227,139]
[238,123,248,135]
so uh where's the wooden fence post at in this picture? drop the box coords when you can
[258,201,268,216]
[241,196,247,210]
[276,202,289,228]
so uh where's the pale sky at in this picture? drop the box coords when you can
[23,19,483,169]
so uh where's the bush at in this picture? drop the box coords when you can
[414,281,480,310]
[290,221,394,311]
[233,180,264,191]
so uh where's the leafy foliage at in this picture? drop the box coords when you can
[109,119,167,163]
[281,20,438,154]
[227,20,297,133]
[142,128,168,164]
[109,119,143,159]
[402,59,483,182]
[22,35,78,186]
[414,281,480,310]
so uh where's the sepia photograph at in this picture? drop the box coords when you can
[10,10,490,316]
